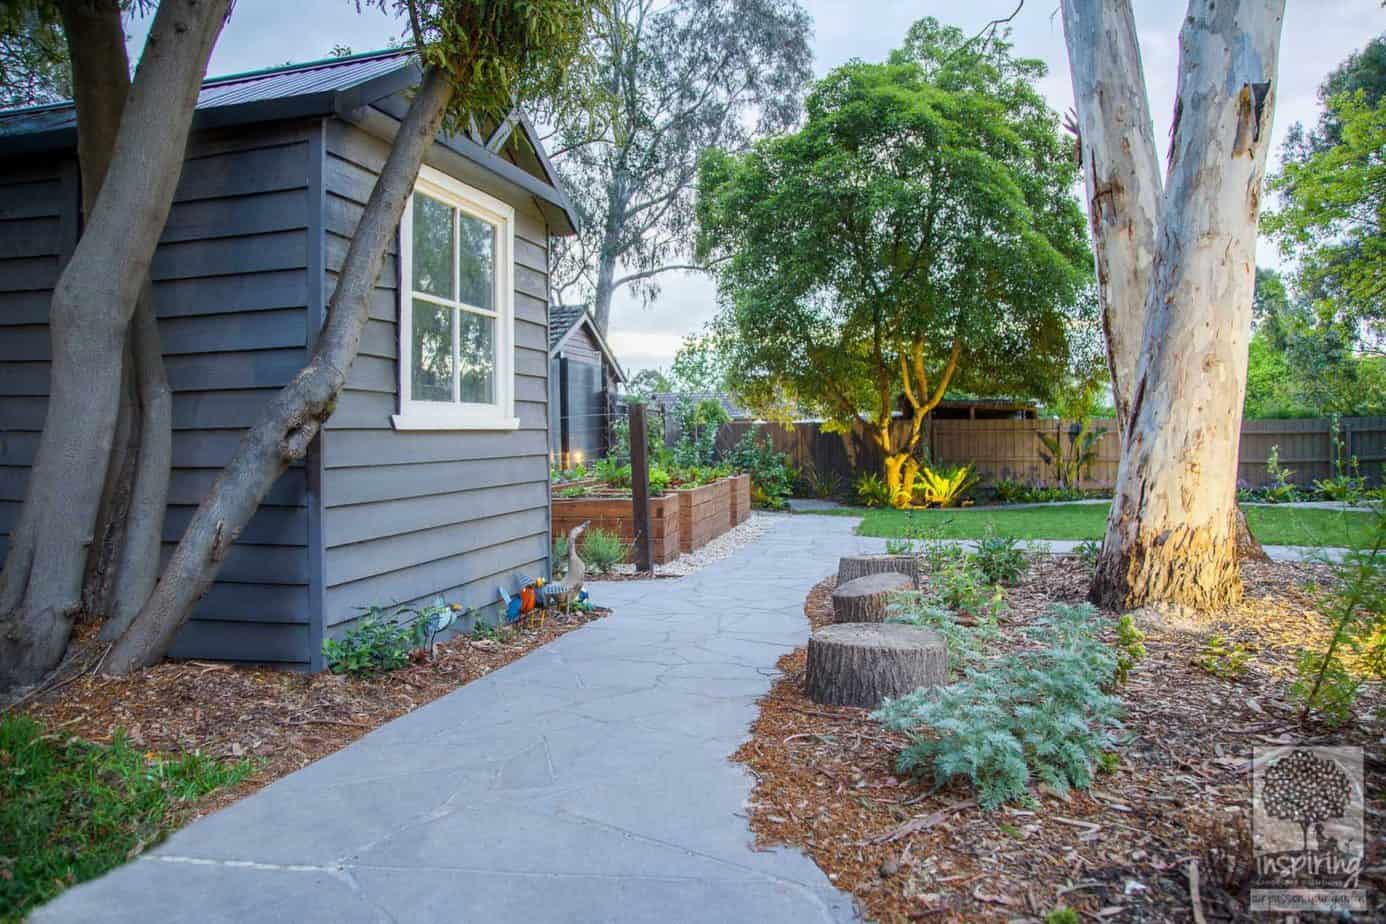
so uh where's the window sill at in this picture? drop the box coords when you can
[391,413,520,432]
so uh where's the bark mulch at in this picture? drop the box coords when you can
[11,607,608,818]
[733,558,1385,923]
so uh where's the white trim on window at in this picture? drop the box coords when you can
[393,164,518,432]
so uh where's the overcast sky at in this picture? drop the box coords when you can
[134,1,1383,373]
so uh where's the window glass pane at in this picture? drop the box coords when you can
[458,311,495,404]
[412,194,454,299]
[457,213,495,311]
[411,300,454,402]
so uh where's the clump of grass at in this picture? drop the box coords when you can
[0,715,255,920]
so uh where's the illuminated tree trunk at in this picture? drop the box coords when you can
[880,337,959,508]
[1082,0,1285,610]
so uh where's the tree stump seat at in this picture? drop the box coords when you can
[806,622,947,708]
[831,571,913,624]
[836,553,919,587]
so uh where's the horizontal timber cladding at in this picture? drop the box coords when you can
[319,117,554,633]
[0,122,317,667]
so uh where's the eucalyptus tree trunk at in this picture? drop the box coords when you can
[104,68,457,675]
[1087,0,1284,611]
[1060,0,1160,440]
[0,0,230,689]
[1062,0,1269,576]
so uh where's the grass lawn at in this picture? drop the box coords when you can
[816,502,1377,548]
[0,715,254,921]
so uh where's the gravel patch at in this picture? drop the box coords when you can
[595,513,776,579]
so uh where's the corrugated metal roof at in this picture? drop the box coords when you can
[0,49,412,138]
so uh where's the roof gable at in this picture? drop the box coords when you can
[549,305,626,383]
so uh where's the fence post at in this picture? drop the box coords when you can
[629,403,653,573]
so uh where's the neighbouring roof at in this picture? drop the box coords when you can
[549,305,626,384]
[649,392,752,420]
[0,49,578,234]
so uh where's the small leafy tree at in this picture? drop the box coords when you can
[697,19,1088,507]
[1036,419,1108,489]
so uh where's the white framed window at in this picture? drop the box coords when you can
[393,164,517,431]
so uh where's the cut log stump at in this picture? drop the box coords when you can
[836,554,919,587]
[832,571,913,624]
[806,623,947,708]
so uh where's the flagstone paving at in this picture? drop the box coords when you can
[34,515,873,924]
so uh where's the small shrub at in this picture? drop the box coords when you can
[580,527,627,574]
[557,485,587,498]
[929,555,987,615]
[1044,910,1081,924]
[1197,634,1252,679]
[804,466,843,499]
[1290,651,1359,727]
[1114,614,1146,684]
[973,530,1027,586]
[1291,505,1384,725]
[323,613,415,676]
[992,477,1028,504]
[728,428,794,508]
[648,465,671,495]
[913,463,979,508]
[889,595,1001,672]
[884,536,915,556]
[875,603,1123,810]
[1074,539,1101,567]
[855,472,891,508]
[552,535,569,576]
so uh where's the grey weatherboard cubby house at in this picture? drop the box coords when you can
[0,51,577,670]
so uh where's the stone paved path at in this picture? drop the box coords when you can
[34,515,872,924]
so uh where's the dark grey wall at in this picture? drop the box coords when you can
[318,116,552,634]
[0,121,316,666]
[552,323,615,464]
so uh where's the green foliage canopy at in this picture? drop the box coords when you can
[695,18,1089,436]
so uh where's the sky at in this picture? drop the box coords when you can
[132,0,1383,374]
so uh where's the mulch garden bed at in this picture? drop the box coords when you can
[734,558,1385,922]
[11,607,608,818]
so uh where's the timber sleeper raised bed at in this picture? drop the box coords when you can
[550,474,745,564]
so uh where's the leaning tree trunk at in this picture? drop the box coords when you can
[1090,0,1285,611]
[104,68,458,675]
[1060,0,1161,443]
[102,289,173,640]
[51,0,174,630]
[0,0,231,689]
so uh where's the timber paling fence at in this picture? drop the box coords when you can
[714,416,1386,491]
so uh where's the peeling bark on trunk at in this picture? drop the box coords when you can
[0,0,230,689]
[104,69,457,675]
[1089,0,1284,611]
[1060,0,1161,441]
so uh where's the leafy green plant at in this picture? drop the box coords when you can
[889,594,1001,672]
[1259,445,1300,503]
[1114,614,1146,684]
[1197,634,1252,680]
[875,603,1123,810]
[803,465,843,499]
[1,715,254,919]
[323,614,416,676]
[1314,424,1365,503]
[728,427,794,508]
[471,620,515,643]
[648,464,672,495]
[884,536,915,556]
[557,485,588,498]
[580,527,628,574]
[671,397,730,467]
[972,530,1027,586]
[1036,419,1108,489]
[1290,507,1384,725]
[1074,539,1101,567]
[928,555,987,615]
[913,463,979,508]
[594,455,632,488]
[1044,909,1080,924]
[992,478,1028,504]
[855,472,892,508]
